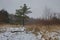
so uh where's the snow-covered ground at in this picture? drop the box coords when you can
[0,27,60,40]
[0,27,38,40]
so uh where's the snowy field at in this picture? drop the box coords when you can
[0,26,60,40]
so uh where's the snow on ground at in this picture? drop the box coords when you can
[0,27,60,40]
[0,32,37,40]
[0,27,38,40]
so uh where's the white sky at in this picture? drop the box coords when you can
[0,0,60,18]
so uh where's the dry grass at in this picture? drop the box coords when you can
[25,24,60,33]
[0,24,60,39]
[0,24,60,33]
[0,24,21,28]
[0,24,60,32]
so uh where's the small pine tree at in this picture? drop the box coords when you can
[16,4,32,26]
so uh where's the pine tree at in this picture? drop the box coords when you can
[16,4,32,26]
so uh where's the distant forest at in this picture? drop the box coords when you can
[0,4,60,25]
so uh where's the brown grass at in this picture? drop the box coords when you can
[24,24,60,36]
[0,24,21,28]
[0,24,60,39]
[0,24,60,33]
[25,24,60,32]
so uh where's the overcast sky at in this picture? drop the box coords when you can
[0,0,60,18]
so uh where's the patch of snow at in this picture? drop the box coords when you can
[36,32,42,40]
[0,27,60,40]
[6,27,26,32]
[0,27,38,40]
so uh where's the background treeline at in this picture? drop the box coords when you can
[0,9,60,25]
[0,4,60,25]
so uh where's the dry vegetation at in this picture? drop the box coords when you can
[0,24,21,28]
[25,18,60,33]
[0,24,60,40]
[0,23,60,32]
[0,22,60,36]
[25,24,60,32]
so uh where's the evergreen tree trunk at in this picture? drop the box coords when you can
[22,13,24,26]
[23,17,24,26]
